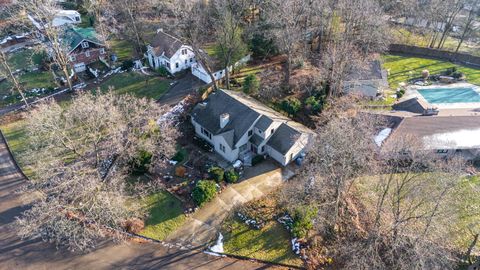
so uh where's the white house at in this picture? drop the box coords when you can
[146,30,231,84]
[146,30,196,74]
[191,90,314,166]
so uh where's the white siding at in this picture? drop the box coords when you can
[146,45,195,74]
[191,63,228,84]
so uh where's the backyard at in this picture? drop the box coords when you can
[382,54,480,89]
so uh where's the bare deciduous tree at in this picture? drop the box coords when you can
[0,51,29,107]
[16,91,179,251]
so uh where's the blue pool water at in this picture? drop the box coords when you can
[418,87,480,104]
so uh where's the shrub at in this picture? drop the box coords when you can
[121,59,134,70]
[131,150,153,174]
[172,148,187,163]
[242,74,260,95]
[445,67,457,76]
[280,97,301,116]
[305,96,322,114]
[208,166,224,182]
[249,33,278,59]
[225,169,239,183]
[291,206,317,239]
[192,180,217,206]
[397,88,406,98]
[157,66,170,77]
[252,155,265,166]
[421,69,430,79]
[452,71,463,79]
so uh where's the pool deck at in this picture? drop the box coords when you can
[379,107,480,118]
[402,82,480,109]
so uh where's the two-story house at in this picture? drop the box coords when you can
[191,90,314,166]
[63,27,106,72]
[146,30,230,84]
[146,29,196,74]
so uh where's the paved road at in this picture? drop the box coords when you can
[158,73,206,106]
[0,133,281,270]
[168,160,292,246]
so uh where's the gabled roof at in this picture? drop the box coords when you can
[150,31,185,58]
[63,27,102,51]
[255,115,273,131]
[266,123,301,155]
[191,90,260,147]
[392,97,429,113]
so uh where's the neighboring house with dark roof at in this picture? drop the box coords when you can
[147,29,248,84]
[63,27,106,72]
[344,60,388,98]
[146,29,196,74]
[191,90,314,166]
[382,115,480,160]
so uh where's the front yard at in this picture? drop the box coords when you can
[222,218,303,267]
[138,191,187,241]
[382,54,480,89]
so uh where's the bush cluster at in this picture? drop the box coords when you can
[192,180,217,206]
[208,166,225,182]
[291,206,317,239]
[280,97,301,116]
[242,74,260,95]
[225,169,239,183]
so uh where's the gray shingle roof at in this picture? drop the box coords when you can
[267,123,301,155]
[150,31,184,58]
[220,130,235,148]
[191,90,260,148]
[255,115,273,131]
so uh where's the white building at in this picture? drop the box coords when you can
[191,90,314,166]
[146,30,229,83]
[52,10,82,27]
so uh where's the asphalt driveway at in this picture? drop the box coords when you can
[158,73,206,106]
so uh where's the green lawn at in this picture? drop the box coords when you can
[98,72,171,100]
[383,54,480,89]
[222,219,303,267]
[0,119,33,177]
[110,39,136,62]
[138,191,186,241]
[7,49,44,71]
[0,71,57,106]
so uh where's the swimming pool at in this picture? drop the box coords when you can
[418,87,480,104]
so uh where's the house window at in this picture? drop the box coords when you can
[69,55,76,61]
[271,128,275,135]
[201,127,212,140]
[166,62,170,69]
[436,149,448,154]
[75,16,80,22]
[85,51,90,57]
[100,48,105,54]
[185,59,187,64]
[81,41,89,48]
[175,62,179,68]
[190,58,193,62]
[261,146,265,152]
[248,130,253,137]
[219,144,226,153]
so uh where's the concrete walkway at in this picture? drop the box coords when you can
[168,161,291,246]
[0,133,281,270]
